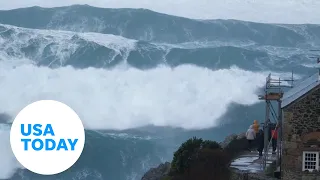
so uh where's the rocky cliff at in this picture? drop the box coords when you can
[140,133,278,180]
[141,162,171,180]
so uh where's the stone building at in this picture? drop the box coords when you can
[281,73,320,180]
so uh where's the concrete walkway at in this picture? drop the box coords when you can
[230,149,277,173]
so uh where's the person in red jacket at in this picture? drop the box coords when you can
[271,127,278,154]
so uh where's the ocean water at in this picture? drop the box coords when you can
[0,5,319,180]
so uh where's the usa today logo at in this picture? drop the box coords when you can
[10,100,85,175]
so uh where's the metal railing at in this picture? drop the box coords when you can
[262,123,279,170]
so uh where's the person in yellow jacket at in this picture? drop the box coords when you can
[253,120,259,134]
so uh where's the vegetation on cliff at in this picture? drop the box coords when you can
[170,137,222,174]
[141,133,280,180]
[160,135,248,180]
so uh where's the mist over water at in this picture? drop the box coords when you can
[0,5,319,180]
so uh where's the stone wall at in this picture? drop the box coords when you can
[282,85,320,180]
[281,170,320,180]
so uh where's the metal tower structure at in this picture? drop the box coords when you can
[309,50,320,76]
[257,49,320,171]
[258,73,294,170]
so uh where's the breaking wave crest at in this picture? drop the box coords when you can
[0,5,319,180]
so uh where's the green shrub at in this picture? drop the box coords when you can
[170,137,221,174]
[186,148,231,180]
[161,176,172,180]
[168,148,231,180]
[202,140,221,149]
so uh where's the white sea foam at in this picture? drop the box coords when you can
[0,62,272,179]
[0,23,301,179]
[0,23,300,131]
[0,63,268,130]
[0,128,24,179]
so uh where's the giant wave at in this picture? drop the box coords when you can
[0,5,319,180]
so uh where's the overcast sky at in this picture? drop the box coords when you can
[0,0,319,24]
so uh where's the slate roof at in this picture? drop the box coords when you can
[281,73,320,108]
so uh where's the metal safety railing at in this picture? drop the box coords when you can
[261,123,279,170]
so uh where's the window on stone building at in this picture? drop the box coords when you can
[302,151,319,171]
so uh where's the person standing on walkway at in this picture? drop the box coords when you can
[253,120,260,134]
[246,125,256,151]
[257,129,264,158]
[271,126,278,154]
